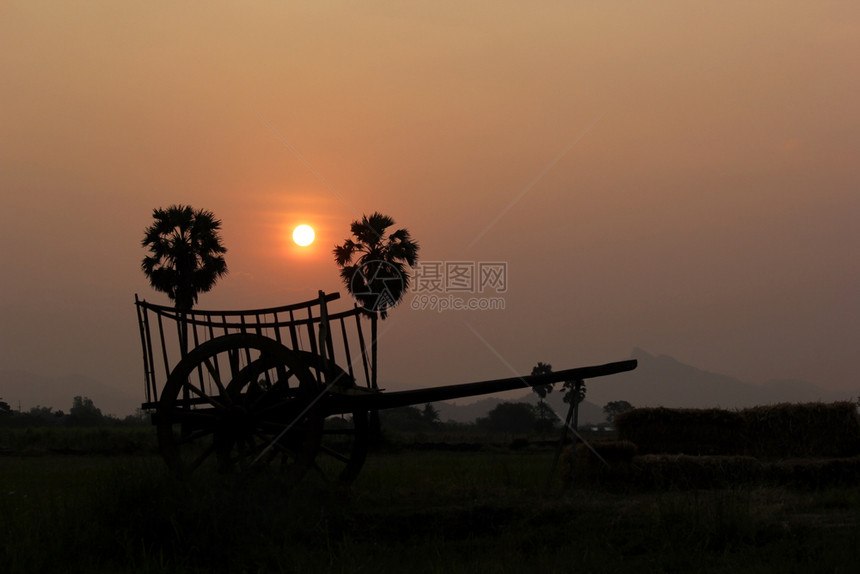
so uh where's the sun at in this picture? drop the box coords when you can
[292,224,315,247]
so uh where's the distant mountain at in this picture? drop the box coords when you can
[0,370,141,417]
[584,348,858,410]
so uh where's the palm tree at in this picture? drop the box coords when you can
[333,212,419,320]
[334,212,418,442]
[333,212,419,380]
[531,362,554,401]
[533,362,588,487]
[141,205,228,313]
[531,362,555,434]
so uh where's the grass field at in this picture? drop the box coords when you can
[1,431,859,573]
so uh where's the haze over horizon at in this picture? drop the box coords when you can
[2,2,859,411]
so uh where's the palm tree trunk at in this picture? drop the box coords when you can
[369,314,382,446]
[547,400,576,489]
[569,389,582,485]
[178,311,191,438]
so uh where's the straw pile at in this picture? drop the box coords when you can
[614,407,746,455]
[615,402,860,459]
[564,402,860,488]
[764,456,860,488]
[742,402,860,459]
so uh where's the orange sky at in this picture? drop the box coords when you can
[2,1,858,414]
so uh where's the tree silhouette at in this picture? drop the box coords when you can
[477,402,537,434]
[333,212,419,320]
[334,212,418,443]
[531,362,556,434]
[544,369,587,487]
[531,362,554,400]
[603,400,634,424]
[562,379,587,406]
[421,403,440,424]
[333,212,419,388]
[141,205,228,312]
[69,395,104,426]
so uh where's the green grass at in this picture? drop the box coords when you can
[1,438,859,573]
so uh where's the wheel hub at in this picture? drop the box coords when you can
[223,403,253,435]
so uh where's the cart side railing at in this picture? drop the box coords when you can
[135,291,373,407]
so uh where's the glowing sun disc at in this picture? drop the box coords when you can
[292,224,315,246]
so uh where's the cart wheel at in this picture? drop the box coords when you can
[156,333,367,484]
[295,351,369,485]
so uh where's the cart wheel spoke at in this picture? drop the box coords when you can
[201,357,232,406]
[178,378,227,410]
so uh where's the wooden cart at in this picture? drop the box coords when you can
[135,291,636,483]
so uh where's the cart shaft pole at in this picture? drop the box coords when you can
[324,359,637,413]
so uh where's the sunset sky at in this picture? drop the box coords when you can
[2,2,858,414]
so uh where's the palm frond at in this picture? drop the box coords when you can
[333,240,362,266]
